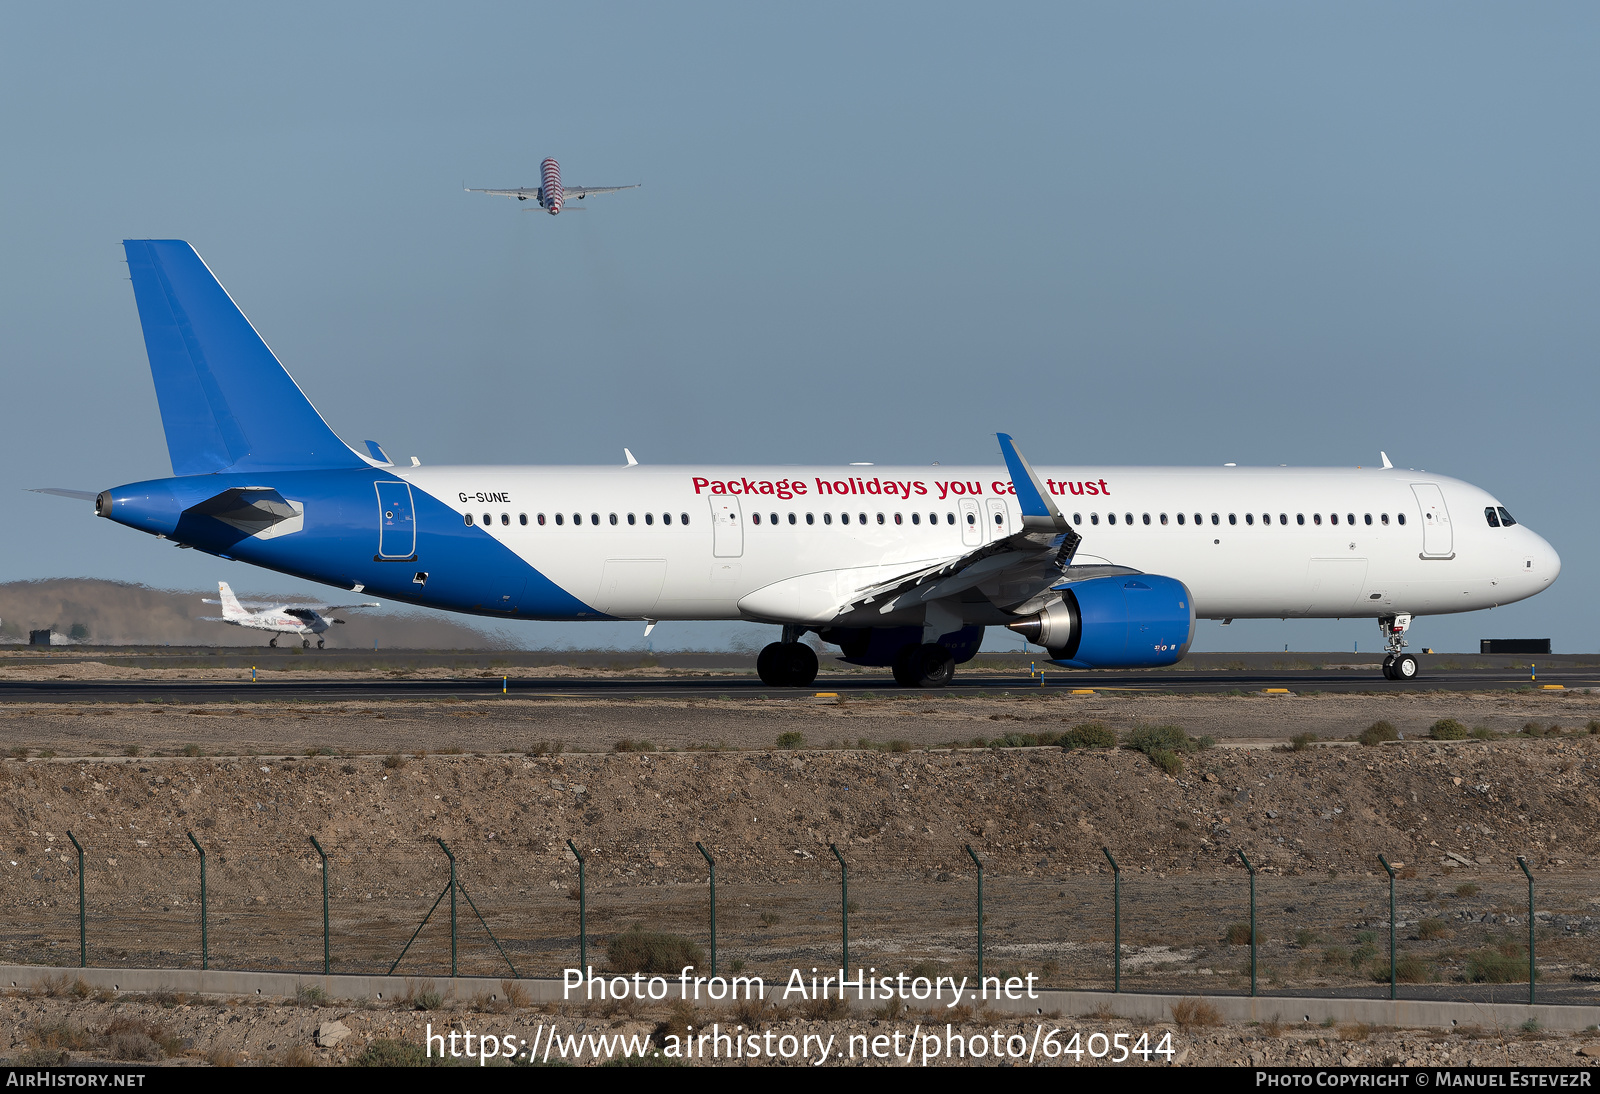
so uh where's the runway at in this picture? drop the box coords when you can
[0,659,1594,703]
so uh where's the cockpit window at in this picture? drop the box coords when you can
[1497,506,1517,527]
[1484,506,1501,528]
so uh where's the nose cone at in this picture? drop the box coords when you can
[1536,533,1561,587]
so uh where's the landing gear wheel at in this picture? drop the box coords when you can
[269,637,277,648]
[317,639,325,649]
[756,642,818,687]
[1382,655,1396,680]
[1392,653,1418,681]
[302,639,311,649]
[891,645,920,688]
[906,643,956,689]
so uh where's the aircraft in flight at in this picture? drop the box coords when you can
[51,241,1559,688]
[200,581,379,648]
[467,158,638,215]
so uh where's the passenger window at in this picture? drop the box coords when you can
[1329,513,1338,525]
[1210,513,1219,526]
[994,513,1003,525]
[484,513,493,525]
[911,513,921,525]
[1245,513,1254,525]
[1397,513,1406,525]
[1262,514,1270,526]
[1228,513,1237,526]
[1364,514,1372,526]
[1142,513,1151,525]
[807,513,815,525]
[824,512,833,525]
[788,513,796,525]
[591,514,599,526]
[572,513,580,525]
[946,513,955,525]
[555,513,564,526]
[1160,513,1168,525]
[681,513,689,525]
[1073,513,1082,525]
[771,513,779,525]
[967,512,977,525]
[1124,513,1132,525]
[1279,514,1287,525]
[839,513,848,525]
[1498,507,1516,526]
[627,513,635,525]
[1296,514,1305,525]
[609,513,618,525]
[894,513,902,525]
[1380,513,1388,525]
[1194,513,1202,525]
[1347,513,1355,525]
[859,513,867,525]
[1090,513,1100,525]
[1107,513,1116,525]
[519,513,528,526]
[752,513,761,525]
[644,513,653,525]
[1313,514,1322,525]
[538,513,546,526]
[464,513,474,526]
[877,513,884,524]
[1176,513,1185,525]
[501,514,510,526]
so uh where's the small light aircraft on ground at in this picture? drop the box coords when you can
[201,582,379,648]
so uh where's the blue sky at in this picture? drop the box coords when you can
[1,3,1594,653]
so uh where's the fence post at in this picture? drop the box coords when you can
[696,842,717,977]
[965,845,984,984]
[309,836,329,975]
[186,832,207,971]
[437,838,458,978]
[1237,849,1258,997]
[1102,847,1121,993]
[66,831,85,968]
[1518,856,1535,1004]
[1377,854,1397,1001]
[829,844,848,971]
[567,840,586,974]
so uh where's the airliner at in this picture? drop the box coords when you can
[59,241,1559,687]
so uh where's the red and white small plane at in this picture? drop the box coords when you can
[201,582,379,648]
[467,158,638,215]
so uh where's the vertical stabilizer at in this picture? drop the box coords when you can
[123,240,368,476]
[217,582,248,620]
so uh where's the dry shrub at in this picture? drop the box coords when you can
[1430,719,1469,740]
[1063,723,1117,749]
[401,978,444,1010]
[1358,721,1398,746]
[207,1047,242,1067]
[1417,918,1452,941]
[103,1016,183,1060]
[278,1044,318,1067]
[613,739,657,753]
[28,1020,94,1053]
[501,980,530,1009]
[801,995,850,1020]
[382,753,408,770]
[1339,1022,1373,1041]
[606,925,703,975]
[1170,997,1221,1031]
[1261,1017,1283,1037]
[1224,923,1261,946]
[1087,1001,1116,1021]
[731,995,771,1027]
[654,1000,696,1044]
[1370,954,1432,983]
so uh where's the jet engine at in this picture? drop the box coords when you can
[1006,575,1195,669]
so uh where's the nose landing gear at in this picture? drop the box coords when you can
[1379,613,1418,680]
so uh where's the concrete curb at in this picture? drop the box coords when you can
[4,964,1597,1031]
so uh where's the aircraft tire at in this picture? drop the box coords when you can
[911,643,956,688]
[757,642,818,687]
[891,645,920,688]
[1393,653,1419,681]
[269,637,277,648]
[317,639,325,649]
[302,639,310,649]
[1381,655,1396,680]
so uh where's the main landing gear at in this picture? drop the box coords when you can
[268,637,277,648]
[892,643,956,688]
[1380,613,1418,681]
[757,626,819,688]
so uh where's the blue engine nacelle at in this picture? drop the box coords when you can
[1005,575,1195,669]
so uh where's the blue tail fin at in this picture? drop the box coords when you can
[123,240,367,476]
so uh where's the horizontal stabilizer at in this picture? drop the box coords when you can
[29,488,98,501]
[123,240,368,476]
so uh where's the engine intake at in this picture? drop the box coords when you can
[1006,574,1195,669]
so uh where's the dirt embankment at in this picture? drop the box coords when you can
[1,688,1597,757]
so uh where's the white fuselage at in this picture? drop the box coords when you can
[394,463,1558,625]
[227,609,328,636]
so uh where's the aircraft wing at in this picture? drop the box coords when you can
[563,184,640,199]
[29,488,98,501]
[467,188,541,199]
[318,602,381,611]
